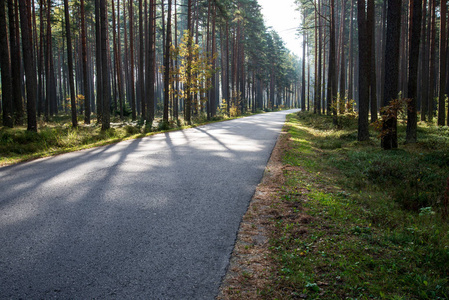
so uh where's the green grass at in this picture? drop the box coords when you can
[266,112,449,299]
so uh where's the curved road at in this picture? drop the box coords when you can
[0,110,296,299]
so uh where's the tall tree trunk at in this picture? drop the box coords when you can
[128,0,136,120]
[37,0,43,117]
[111,0,121,118]
[0,0,13,127]
[317,0,322,114]
[18,0,37,131]
[64,0,77,127]
[339,0,346,114]
[438,0,447,126]
[406,0,422,143]
[427,0,436,122]
[357,0,370,140]
[138,0,144,119]
[8,0,23,125]
[95,0,102,123]
[420,0,428,121]
[368,0,377,122]
[173,0,178,121]
[301,27,306,110]
[147,0,155,123]
[348,0,354,102]
[100,0,110,130]
[314,3,318,114]
[185,0,192,124]
[382,0,402,149]
[81,0,90,124]
[163,0,171,123]
[330,0,337,123]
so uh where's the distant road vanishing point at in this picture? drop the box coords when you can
[0,110,298,299]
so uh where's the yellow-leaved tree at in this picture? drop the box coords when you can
[173,30,216,122]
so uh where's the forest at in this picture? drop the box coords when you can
[1,0,449,298]
[1,0,448,145]
[0,0,300,133]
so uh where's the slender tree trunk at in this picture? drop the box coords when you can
[382,0,402,149]
[317,0,322,114]
[129,0,136,120]
[173,0,179,121]
[37,0,43,117]
[330,0,337,123]
[95,0,102,123]
[18,0,37,131]
[301,28,306,110]
[314,4,318,114]
[368,0,377,122]
[64,0,77,127]
[348,0,354,102]
[100,0,110,130]
[428,0,436,122]
[210,3,217,117]
[81,0,90,124]
[138,0,144,119]
[0,0,13,127]
[406,0,422,143]
[8,0,23,125]
[420,0,428,121]
[185,0,192,124]
[339,0,346,114]
[438,0,447,126]
[163,0,171,123]
[357,0,370,140]
[117,0,124,119]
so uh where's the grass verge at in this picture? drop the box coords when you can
[0,111,264,166]
[264,112,449,299]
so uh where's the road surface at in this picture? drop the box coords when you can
[0,110,296,299]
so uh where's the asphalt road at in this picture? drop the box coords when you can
[0,110,297,299]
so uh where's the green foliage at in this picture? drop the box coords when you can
[267,112,449,299]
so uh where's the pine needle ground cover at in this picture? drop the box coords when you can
[266,112,449,299]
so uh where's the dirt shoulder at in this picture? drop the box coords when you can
[217,129,291,299]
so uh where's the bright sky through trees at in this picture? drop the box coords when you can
[258,0,302,57]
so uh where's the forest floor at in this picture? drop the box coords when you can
[218,111,449,299]
[0,111,264,166]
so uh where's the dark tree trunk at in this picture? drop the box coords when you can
[368,0,377,122]
[420,0,428,121]
[128,0,136,120]
[81,0,90,124]
[18,0,37,131]
[330,0,337,124]
[138,0,144,119]
[163,0,171,123]
[146,0,155,123]
[95,0,102,123]
[406,0,422,143]
[348,0,354,102]
[185,0,192,124]
[0,0,13,127]
[8,0,23,125]
[357,0,370,140]
[100,0,110,130]
[382,0,402,149]
[438,0,447,126]
[301,28,306,110]
[64,0,77,127]
[339,0,346,113]
[428,0,436,122]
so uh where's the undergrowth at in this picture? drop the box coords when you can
[0,110,269,166]
[266,111,449,299]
